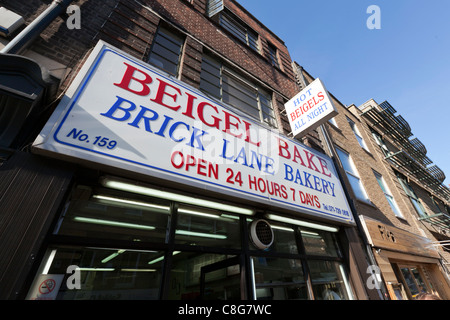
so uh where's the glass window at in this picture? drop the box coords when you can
[148,26,184,76]
[55,185,171,243]
[200,54,277,128]
[371,130,392,157]
[267,43,280,68]
[175,205,241,248]
[396,172,428,218]
[308,260,353,300]
[301,227,341,258]
[347,117,369,151]
[249,220,298,254]
[252,256,308,300]
[167,252,240,300]
[219,11,259,52]
[374,171,404,218]
[27,246,164,300]
[335,147,369,201]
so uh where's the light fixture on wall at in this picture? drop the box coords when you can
[73,216,156,231]
[265,214,339,233]
[99,176,254,216]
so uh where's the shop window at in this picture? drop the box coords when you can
[252,256,308,300]
[148,25,184,76]
[249,220,298,254]
[301,227,341,258]
[308,260,353,300]
[55,185,171,243]
[335,147,369,202]
[167,252,240,300]
[374,171,404,219]
[27,246,165,300]
[28,177,354,300]
[398,265,432,299]
[174,204,241,248]
[200,54,277,128]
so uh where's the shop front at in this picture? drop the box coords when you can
[25,41,360,300]
[360,216,450,300]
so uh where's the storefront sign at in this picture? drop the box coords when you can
[360,216,440,258]
[33,41,354,225]
[284,78,338,138]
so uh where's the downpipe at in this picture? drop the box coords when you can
[1,0,73,54]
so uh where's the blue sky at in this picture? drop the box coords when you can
[237,0,450,186]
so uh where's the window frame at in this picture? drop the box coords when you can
[347,117,369,151]
[218,9,260,53]
[200,53,278,128]
[267,42,280,69]
[335,146,369,202]
[374,171,404,218]
[147,25,185,76]
[396,172,428,218]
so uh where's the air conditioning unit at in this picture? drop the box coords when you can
[0,7,25,37]
[249,219,274,250]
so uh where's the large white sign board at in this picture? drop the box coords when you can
[33,41,354,225]
[285,78,338,138]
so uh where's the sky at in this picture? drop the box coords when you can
[237,0,450,186]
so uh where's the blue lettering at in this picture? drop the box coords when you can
[264,156,275,175]
[220,139,234,160]
[303,172,313,189]
[154,115,173,137]
[101,96,136,121]
[234,147,248,166]
[169,121,190,142]
[127,106,159,132]
[187,126,207,151]
[284,163,294,181]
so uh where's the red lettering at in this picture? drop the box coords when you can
[292,146,306,166]
[197,102,221,129]
[171,151,184,169]
[243,120,261,147]
[151,79,182,111]
[197,158,207,176]
[304,150,320,173]
[115,63,153,96]
[277,138,291,159]
[223,111,242,139]
[185,155,196,171]
[318,157,332,177]
[182,92,197,119]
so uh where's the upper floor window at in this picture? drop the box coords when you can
[396,172,428,218]
[374,171,404,218]
[219,10,259,53]
[335,147,369,202]
[148,26,184,76]
[200,54,277,128]
[267,42,280,69]
[371,130,392,157]
[347,117,369,151]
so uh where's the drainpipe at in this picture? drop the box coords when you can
[1,0,73,54]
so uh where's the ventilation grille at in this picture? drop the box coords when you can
[249,219,274,250]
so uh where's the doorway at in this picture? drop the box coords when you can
[200,256,243,300]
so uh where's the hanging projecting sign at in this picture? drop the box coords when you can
[284,78,338,138]
[32,41,354,225]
